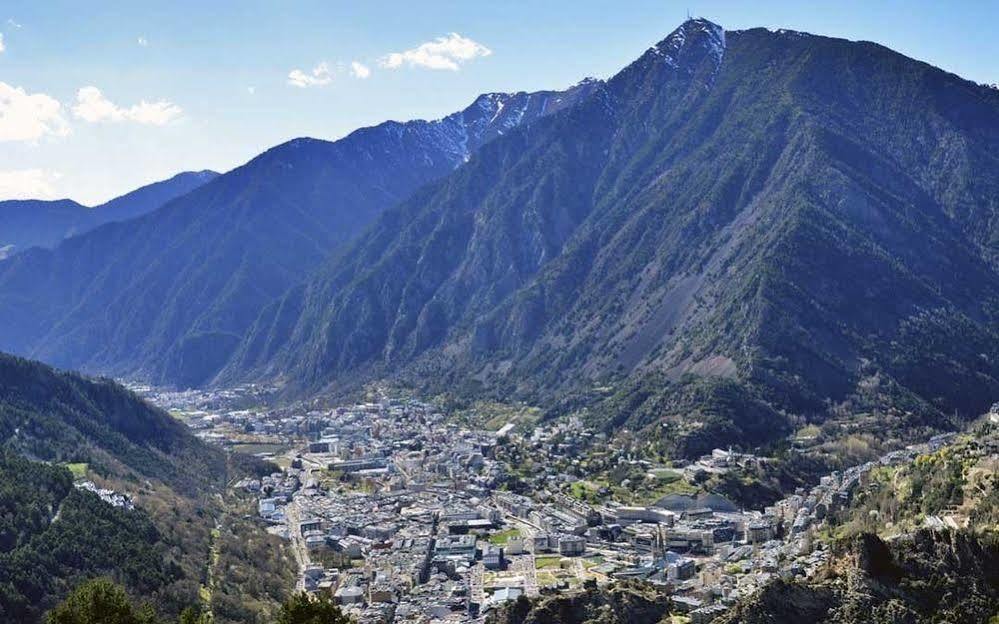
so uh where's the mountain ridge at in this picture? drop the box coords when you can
[0,170,219,256]
[224,20,999,454]
[0,80,599,387]
[2,20,999,457]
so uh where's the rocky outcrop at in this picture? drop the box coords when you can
[718,530,999,624]
[485,582,671,624]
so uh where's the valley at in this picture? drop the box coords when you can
[133,384,997,623]
[1,8,997,624]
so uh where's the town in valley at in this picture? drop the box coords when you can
[131,384,991,624]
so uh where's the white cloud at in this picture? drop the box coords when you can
[0,168,62,200]
[72,86,182,125]
[247,86,256,95]
[287,62,332,88]
[126,99,183,124]
[0,82,70,142]
[6,18,21,29]
[350,61,371,79]
[137,36,148,47]
[0,33,5,53]
[379,33,491,71]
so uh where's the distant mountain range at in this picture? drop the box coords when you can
[0,170,219,257]
[0,80,598,387]
[2,19,999,454]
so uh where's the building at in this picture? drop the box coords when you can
[665,551,696,581]
[482,545,504,570]
[329,457,388,473]
[434,534,477,562]
[527,533,554,553]
[505,537,525,555]
[557,534,586,556]
[747,521,774,544]
[610,506,676,526]
[335,586,365,605]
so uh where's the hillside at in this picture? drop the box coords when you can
[716,530,999,624]
[228,20,999,454]
[825,426,999,536]
[0,451,179,623]
[0,353,227,621]
[0,82,597,388]
[487,531,999,624]
[494,428,998,624]
[0,170,218,255]
[715,427,998,623]
[485,582,671,624]
[0,352,224,494]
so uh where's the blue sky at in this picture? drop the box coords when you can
[1,0,997,204]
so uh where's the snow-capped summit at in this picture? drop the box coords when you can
[427,79,603,163]
[647,18,726,70]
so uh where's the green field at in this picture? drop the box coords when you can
[231,442,288,455]
[488,528,521,545]
[64,463,88,478]
[535,555,563,569]
[568,479,605,501]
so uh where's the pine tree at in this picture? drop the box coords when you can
[46,578,158,624]
[276,593,351,624]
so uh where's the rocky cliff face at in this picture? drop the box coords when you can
[718,530,999,624]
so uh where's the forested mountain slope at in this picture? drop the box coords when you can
[0,353,226,622]
[228,20,999,453]
[0,83,597,388]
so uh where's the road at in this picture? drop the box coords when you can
[283,496,312,591]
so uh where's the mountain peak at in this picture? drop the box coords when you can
[647,18,726,69]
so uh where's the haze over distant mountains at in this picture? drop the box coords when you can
[0,170,219,257]
[0,80,599,387]
[2,19,999,454]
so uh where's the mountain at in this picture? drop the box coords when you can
[225,19,999,453]
[89,170,221,225]
[3,20,999,458]
[0,81,599,388]
[0,352,227,622]
[0,199,85,258]
[0,351,224,494]
[0,170,219,255]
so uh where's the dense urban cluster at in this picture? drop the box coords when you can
[136,387,972,624]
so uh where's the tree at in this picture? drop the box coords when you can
[178,606,211,624]
[46,578,158,624]
[276,593,351,624]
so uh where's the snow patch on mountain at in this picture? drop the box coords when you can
[647,18,726,73]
